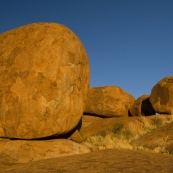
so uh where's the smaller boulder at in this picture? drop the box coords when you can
[149,76,173,114]
[84,86,135,117]
[68,129,83,143]
[130,95,155,116]
[0,139,91,163]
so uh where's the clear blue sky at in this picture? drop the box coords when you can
[1,0,173,98]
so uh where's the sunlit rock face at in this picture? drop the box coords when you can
[0,139,91,163]
[149,76,173,114]
[0,22,90,139]
[84,86,135,117]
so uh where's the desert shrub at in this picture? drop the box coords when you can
[95,123,124,137]
[169,149,173,155]
[96,129,107,137]
[140,116,152,128]
[122,121,143,140]
[126,121,143,133]
[111,123,124,134]
[121,129,133,140]
[166,115,173,122]
[151,117,163,127]
[84,115,173,155]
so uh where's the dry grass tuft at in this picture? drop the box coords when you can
[84,115,173,154]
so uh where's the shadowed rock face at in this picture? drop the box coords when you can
[149,76,173,114]
[84,86,135,117]
[130,94,155,116]
[0,23,90,139]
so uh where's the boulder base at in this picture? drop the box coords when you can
[0,139,91,163]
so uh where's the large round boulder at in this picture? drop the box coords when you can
[149,76,173,114]
[0,23,90,139]
[84,86,135,117]
[130,94,155,116]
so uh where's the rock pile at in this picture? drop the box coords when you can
[0,22,173,164]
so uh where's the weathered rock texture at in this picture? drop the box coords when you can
[84,86,135,117]
[0,139,91,163]
[0,121,4,137]
[0,23,90,139]
[130,94,155,116]
[149,76,173,114]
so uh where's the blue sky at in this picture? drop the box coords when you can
[0,0,173,98]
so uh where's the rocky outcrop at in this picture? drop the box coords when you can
[130,94,155,116]
[0,23,90,139]
[131,121,173,154]
[149,76,173,114]
[80,116,152,139]
[84,86,135,117]
[0,139,91,163]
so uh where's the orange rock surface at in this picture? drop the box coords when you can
[150,76,173,114]
[0,138,91,163]
[130,94,155,116]
[84,86,135,117]
[0,23,90,139]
